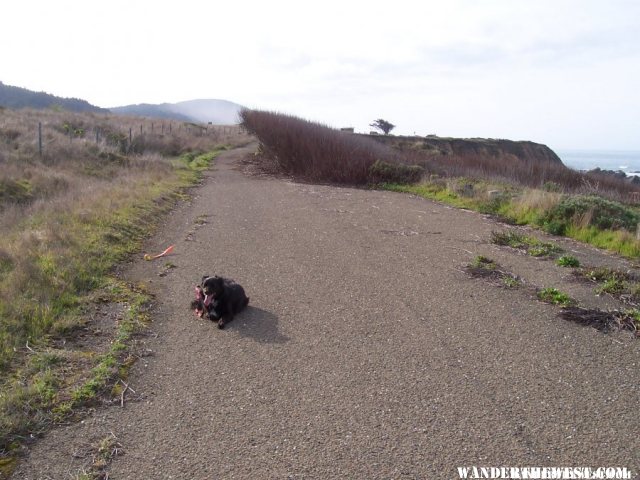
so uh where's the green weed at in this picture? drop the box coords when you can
[556,255,580,268]
[490,230,563,258]
[471,255,497,270]
[596,278,626,295]
[537,287,574,306]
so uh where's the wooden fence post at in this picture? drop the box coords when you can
[38,122,42,156]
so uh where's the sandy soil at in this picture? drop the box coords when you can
[12,145,640,479]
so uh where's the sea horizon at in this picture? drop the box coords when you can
[556,149,640,174]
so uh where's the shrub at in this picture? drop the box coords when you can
[240,109,424,184]
[542,195,640,235]
[369,160,424,184]
[0,178,32,205]
[542,181,562,193]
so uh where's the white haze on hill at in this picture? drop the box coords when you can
[1,0,639,151]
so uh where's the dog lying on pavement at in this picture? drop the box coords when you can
[191,275,249,329]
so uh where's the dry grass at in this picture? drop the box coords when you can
[240,109,421,184]
[0,108,250,369]
[0,107,251,451]
[436,151,639,202]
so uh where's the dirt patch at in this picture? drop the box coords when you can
[559,307,639,336]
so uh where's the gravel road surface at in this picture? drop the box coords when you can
[13,146,640,479]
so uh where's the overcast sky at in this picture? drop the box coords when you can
[2,0,639,150]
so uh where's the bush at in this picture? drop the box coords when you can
[240,109,424,184]
[0,178,32,205]
[368,160,424,184]
[543,195,640,235]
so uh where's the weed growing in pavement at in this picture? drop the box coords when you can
[556,255,581,268]
[490,230,563,258]
[572,265,640,305]
[465,256,522,289]
[537,287,574,306]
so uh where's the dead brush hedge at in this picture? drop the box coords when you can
[240,109,424,184]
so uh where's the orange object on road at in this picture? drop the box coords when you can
[143,245,174,261]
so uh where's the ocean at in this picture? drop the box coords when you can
[556,150,640,174]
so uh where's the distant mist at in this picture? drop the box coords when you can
[110,99,245,124]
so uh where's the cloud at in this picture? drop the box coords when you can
[1,0,638,148]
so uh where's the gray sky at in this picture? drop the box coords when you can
[2,0,639,150]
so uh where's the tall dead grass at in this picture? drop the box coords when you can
[240,109,416,184]
[413,148,638,203]
[240,109,638,203]
[0,107,250,371]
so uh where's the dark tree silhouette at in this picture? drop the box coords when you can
[369,119,395,135]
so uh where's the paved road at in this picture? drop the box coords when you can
[14,146,640,479]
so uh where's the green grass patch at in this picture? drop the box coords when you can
[490,230,563,258]
[383,182,478,210]
[556,255,580,268]
[537,287,574,306]
[596,278,626,295]
[471,255,497,270]
[574,265,640,304]
[381,180,640,259]
[564,225,640,258]
[0,148,224,452]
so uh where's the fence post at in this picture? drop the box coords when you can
[140,125,143,135]
[38,122,42,156]
[151,122,154,134]
[95,127,99,144]
[129,127,132,146]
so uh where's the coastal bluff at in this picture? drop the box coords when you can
[365,133,563,165]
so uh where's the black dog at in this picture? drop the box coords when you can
[195,275,249,329]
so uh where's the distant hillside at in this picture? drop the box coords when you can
[368,134,564,166]
[0,81,107,113]
[111,99,244,124]
[108,103,193,122]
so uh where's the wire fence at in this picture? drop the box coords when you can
[33,119,241,156]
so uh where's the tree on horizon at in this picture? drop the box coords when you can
[369,119,395,135]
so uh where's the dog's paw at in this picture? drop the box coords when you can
[217,320,225,329]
